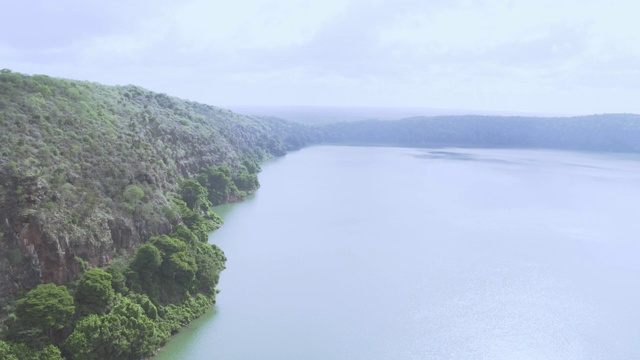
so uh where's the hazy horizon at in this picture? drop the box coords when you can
[225,104,581,124]
[3,0,640,114]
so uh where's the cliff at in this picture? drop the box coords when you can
[0,71,315,304]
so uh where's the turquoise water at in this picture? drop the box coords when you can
[155,146,640,360]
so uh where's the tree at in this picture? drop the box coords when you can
[10,284,74,346]
[150,235,187,256]
[130,243,162,275]
[197,166,235,205]
[64,298,166,360]
[122,185,145,213]
[149,236,196,286]
[170,224,199,245]
[38,345,64,360]
[0,340,63,360]
[165,252,197,288]
[242,159,260,174]
[232,165,259,193]
[194,243,226,294]
[171,199,221,242]
[0,340,18,360]
[75,269,115,316]
[179,179,209,211]
[105,266,128,295]
[128,294,158,320]
[123,185,144,203]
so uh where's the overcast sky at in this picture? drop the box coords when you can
[2,0,640,115]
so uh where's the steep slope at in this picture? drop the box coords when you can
[0,71,315,303]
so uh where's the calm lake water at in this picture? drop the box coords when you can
[155,146,640,360]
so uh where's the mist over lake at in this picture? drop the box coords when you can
[156,145,640,360]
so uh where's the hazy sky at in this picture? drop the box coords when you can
[2,0,640,115]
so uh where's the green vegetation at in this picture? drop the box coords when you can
[5,284,74,348]
[192,163,260,205]
[63,297,164,360]
[0,70,317,311]
[0,340,63,360]
[0,71,302,358]
[75,269,115,316]
[1,177,229,359]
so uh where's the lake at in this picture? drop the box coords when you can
[155,145,640,360]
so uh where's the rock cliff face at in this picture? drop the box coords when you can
[0,71,317,305]
[0,163,173,304]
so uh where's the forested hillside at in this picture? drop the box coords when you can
[0,70,320,358]
[0,70,314,303]
[321,114,640,152]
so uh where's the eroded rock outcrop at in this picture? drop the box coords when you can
[0,165,173,305]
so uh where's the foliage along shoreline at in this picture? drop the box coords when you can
[0,69,294,359]
[0,162,260,359]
